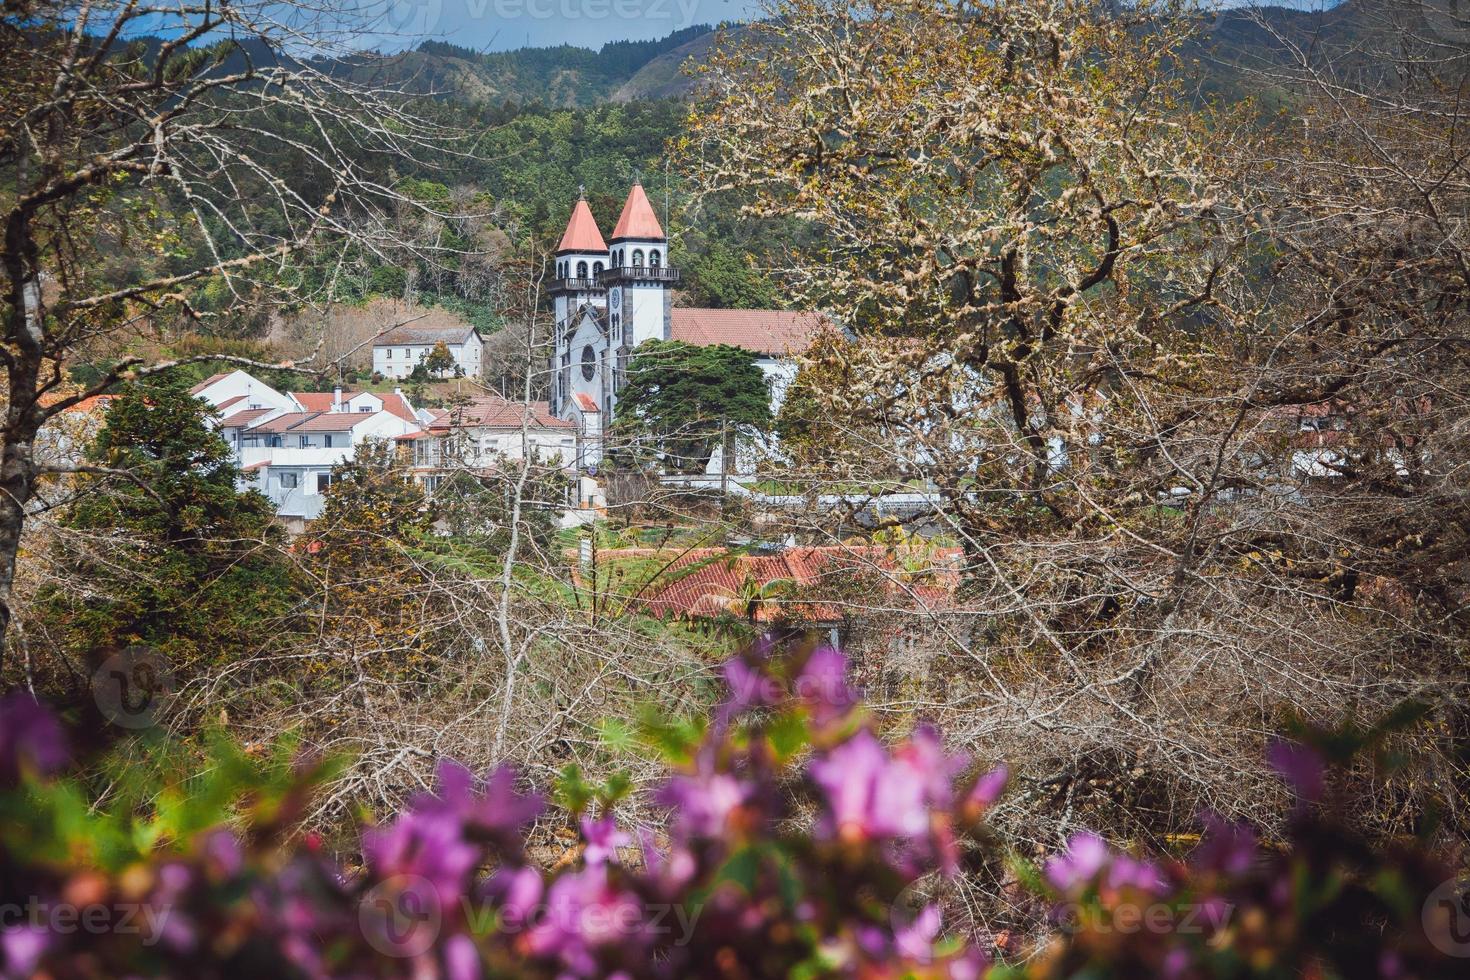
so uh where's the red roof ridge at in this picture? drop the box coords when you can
[610,181,665,241]
[558,196,608,254]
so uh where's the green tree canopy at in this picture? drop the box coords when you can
[418,340,462,379]
[611,341,771,474]
[40,382,294,669]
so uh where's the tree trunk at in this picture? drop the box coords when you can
[0,418,39,674]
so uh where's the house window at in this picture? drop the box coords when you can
[649,249,661,268]
[298,435,310,448]
[632,249,644,267]
[280,472,299,489]
[577,260,588,278]
[581,345,597,381]
[324,434,334,448]
[316,473,332,493]
[386,348,392,358]
[593,261,603,275]
[402,349,409,358]
[359,405,371,412]
[269,435,283,448]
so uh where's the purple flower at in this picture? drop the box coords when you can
[525,867,648,976]
[1,924,48,980]
[200,829,243,880]
[361,808,478,910]
[658,768,752,839]
[485,864,544,926]
[794,646,858,721]
[580,815,630,866]
[412,759,544,837]
[809,729,953,841]
[0,690,68,783]
[1045,832,1166,896]
[894,903,942,961]
[721,654,778,714]
[1106,854,1165,893]
[1193,812,1259,877]
[1044,832,1111,892]
[444,932,482,980]
[964,764,1008,818]
[1267,739,1325,803]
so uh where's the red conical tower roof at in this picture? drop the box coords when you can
[557,194,607,254]
[610,181,665,241]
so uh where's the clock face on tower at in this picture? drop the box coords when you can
[609,286,622,308]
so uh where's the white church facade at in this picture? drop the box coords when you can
[548,182,827,471]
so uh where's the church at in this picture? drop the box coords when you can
[548,182,827,470]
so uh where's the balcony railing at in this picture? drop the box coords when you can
[548,277,601,293]
[598,265,681,285]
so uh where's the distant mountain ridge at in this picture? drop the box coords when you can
[337,2,1388,109]
[332,24,725,107]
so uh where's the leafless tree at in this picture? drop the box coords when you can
[0,0,472,662]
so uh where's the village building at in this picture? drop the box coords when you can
[396,394,579,493]
[371,322,484,380]
[547,183,828,471]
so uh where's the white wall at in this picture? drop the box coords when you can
[196,370,295,413]
[373,335,483,380]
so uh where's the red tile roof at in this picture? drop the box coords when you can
[290,391,350,412]
[610,181,664,241]
[286,412,369,433]
[670,308,829,356]
[558,196,609,254]
[581,545,961,624]
[188,373,230,395]
[60,394,119,414]
[381,390,420,423]
[219,408,274,428]
[215,395,246,412]
[245,412,317,434]
[573,393,599,413]
[428,395,574,431]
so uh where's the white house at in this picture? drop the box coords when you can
[190,369,297,414]
[372,323,484,380]
[547,184,829,473]
[398,394,579,493]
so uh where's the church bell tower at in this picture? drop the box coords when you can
[549,189,609,416]
[603,181,678,379]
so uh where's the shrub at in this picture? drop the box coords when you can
[0,641,1464,978]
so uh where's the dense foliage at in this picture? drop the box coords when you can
[611,341,772,474]
[37,384,293,671]
[0,639,1464,978]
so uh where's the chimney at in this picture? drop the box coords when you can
[332,386,342,411]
